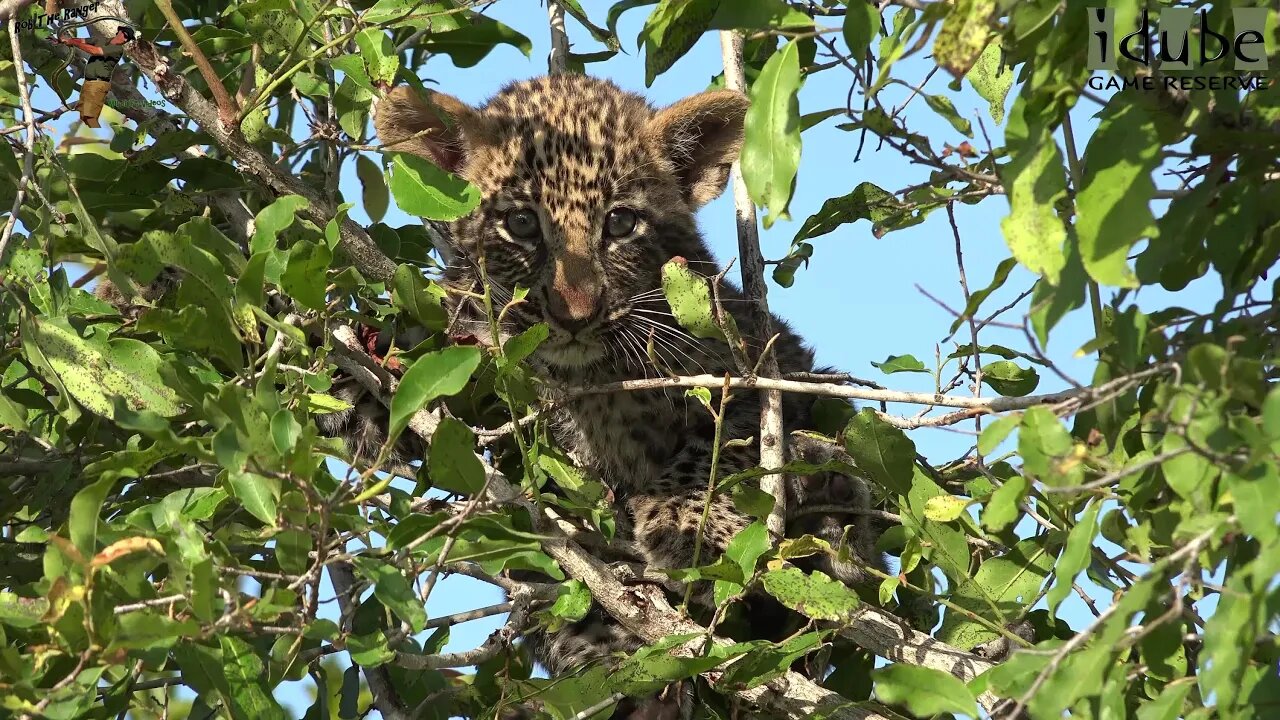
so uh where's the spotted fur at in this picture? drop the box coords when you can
[370,75,886,694]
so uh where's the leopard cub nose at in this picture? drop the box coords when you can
[547,285,601,333]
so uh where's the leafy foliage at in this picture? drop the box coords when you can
[0,1,1277,720]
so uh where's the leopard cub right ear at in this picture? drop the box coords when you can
[373,86,491,173]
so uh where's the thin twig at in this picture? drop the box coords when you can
[553,366,1172,413]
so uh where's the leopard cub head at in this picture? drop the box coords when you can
[374,75,749,376]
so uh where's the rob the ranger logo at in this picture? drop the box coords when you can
[1088,7,1270,72]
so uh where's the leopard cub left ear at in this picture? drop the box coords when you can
[647,90,751,208]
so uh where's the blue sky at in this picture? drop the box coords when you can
[15,1,1238,716]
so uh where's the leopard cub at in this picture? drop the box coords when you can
[369,72,888,703]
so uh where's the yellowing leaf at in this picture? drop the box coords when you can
[999,93,1068,284]
[91,537,164,568]
[933,0,995,77]
[923,495,969,522]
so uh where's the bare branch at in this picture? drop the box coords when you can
[153,0,240,127]
[547,0,569,75]
[553,366,1172,414]
[0,16,37,263]
[720,29,787,542]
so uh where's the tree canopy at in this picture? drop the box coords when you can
[0,1,1277,719]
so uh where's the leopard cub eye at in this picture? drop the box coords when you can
[504,208,541,240]
[604,208,638,239]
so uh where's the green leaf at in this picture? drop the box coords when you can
[390,264,447,330]
[221,636,289,720]
[937,537,1056,649]
[1018,407,1075,482]
[613,639,747,695]
[389,346,483,441]
[980,360,1039,397]
[503,323,549,366]
[543,580,592,631]
[981,474,1026,532]
[716,632,822,692]
[110,613,199,651]
[281,240,333,311]
[356,154,389,223]
[841,0,880,59]
[351,556,429,633]
[250,194,310,267]
[903,467,970,582]
[949,257,1016,334]
[362,0,461,29]
[417,16,532,68]
[870,353,927,375]
[639,0,720,86]
[923,93,973,137]
[978,414,1020,456]
[932,0,994,77]
[1136,681,1194,720]
[999,91,1067,284]
[347,631,395,666]
[793,182,907,242]
[842,409,915,495]
[760,566,860,621]
[710,0,812,30]
[661,260,724,341]
[354,28,399,85]
[236,252,269,312]
[428,417,485,495]
[724,521,769,582]
[0,592,49,628]
[1076,100,1161,288]
[387,153,482,220]
[966,40,1011,124]
[1046,501,1099,616]
[226,471,280,526]
[742,38,802,228]
[872,664,978,716]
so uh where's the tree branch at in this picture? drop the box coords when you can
[0,16,37,264]
[124,36,396,281]
[546,0,569,75]
[553,365,1171,414]
[720,29,786,542]
[329,562,411,720]
[152,0,240,127]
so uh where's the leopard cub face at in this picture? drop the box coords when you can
[374,75,748,377]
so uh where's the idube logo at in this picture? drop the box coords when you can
[1087,7,1271,92]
